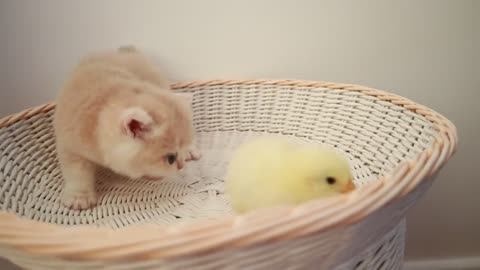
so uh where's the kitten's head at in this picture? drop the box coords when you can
[100,91,195,180]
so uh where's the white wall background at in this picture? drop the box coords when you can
[0,0,479,268]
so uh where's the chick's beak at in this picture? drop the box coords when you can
[341,181,356,193]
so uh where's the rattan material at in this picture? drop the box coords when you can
[0,80,457,269]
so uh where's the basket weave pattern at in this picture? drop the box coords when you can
[0,80,457,269]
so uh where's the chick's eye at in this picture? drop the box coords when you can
[166,153,177,165]
[326,177,336,185]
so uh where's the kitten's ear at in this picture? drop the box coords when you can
[120,107,154,139]
[175,92,193,107]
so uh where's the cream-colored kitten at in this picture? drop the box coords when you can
[54,46,200,210]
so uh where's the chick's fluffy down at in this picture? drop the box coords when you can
[226,136,355,213]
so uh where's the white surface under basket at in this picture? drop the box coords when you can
[0,80,457,269]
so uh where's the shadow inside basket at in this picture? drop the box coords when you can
[0,114,375,229]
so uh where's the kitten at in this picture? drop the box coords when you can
[53,46,200,210]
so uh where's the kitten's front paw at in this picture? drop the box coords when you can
[61,190,97,210]
[186,148,201,161]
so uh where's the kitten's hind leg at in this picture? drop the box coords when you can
[59,153,97,210]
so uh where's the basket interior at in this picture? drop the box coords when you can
[0,84,436,228]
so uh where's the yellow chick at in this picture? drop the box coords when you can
[226,136,355,214]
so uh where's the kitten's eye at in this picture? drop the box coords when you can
[166,153,177,165]
[326,177,336,185]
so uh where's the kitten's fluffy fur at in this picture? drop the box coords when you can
[54,46,200,210]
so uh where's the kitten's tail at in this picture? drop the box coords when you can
[117,45,137,53]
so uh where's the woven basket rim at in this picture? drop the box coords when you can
[0,79,458,261]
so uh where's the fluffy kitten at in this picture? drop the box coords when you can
[54,46,200,210]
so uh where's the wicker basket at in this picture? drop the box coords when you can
[0,80,457,270]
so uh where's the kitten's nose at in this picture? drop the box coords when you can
[177,160,184,170]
